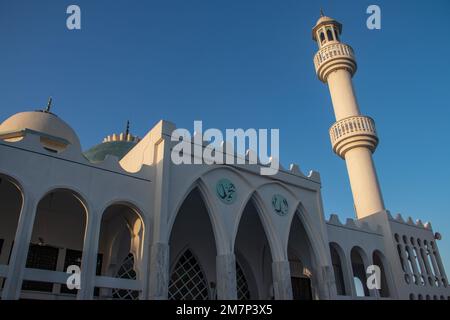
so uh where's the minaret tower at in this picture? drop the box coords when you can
[312,13,385,219]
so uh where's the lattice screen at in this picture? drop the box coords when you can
[112,253,139,300]
[169,250,209,300]
[236,262,250,300]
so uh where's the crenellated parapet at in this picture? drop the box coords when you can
[387,212,433,231]
[327,213,382,235]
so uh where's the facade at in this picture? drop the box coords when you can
[0,15,449,301]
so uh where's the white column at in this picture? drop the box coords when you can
[216,253,237,300]
[327,70,361,119]
[344,254,357,297]
[344,147,385,218]
[272,260,293,300]
[147,242,169,300]
[1,194,38,300]
[77,211,101,300]
[53,248,66,294]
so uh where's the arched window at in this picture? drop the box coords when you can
[334,29,340,41]
[319,32,325,44]
[373,251,390,297]
[169,249,209,300]
[351,247,369,297]
[326,29,334,41]
[330,243,347,296]
[236,262,250,300]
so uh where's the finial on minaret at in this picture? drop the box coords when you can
[125,120,130,136]
[45,97,53,113]
[320,8,325,17]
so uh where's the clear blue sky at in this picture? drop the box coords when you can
[1,0,449,273]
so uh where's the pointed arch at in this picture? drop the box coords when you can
[169,186,217,299]
[287,211,317,300]
[168,178,226,255]
[285,203,329,265]
[234,195,275,299]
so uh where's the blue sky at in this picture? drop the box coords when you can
[1,0,450,273]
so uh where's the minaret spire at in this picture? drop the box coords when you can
[125,120,130,137]
[312,15,385,219]
[45,97,53,113]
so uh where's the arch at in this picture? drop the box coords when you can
[169,178,227,255]
[23,188,88,295]
[286,203,329,267]
[334,29,339,41]
[169,187,217,300]
[96,202,145,299]
[233,191,283,261]
[233,180,298,260]
[329,242,348,296]
[0,173,24,269]
[287,214,316,300]
[350,246,370,297]
[372,250,390,297]
[234,197,274,300]
[168,248,210,300]
[326,29,334,41]
[319,32,325,43]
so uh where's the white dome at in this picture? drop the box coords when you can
[0,111,81,148]
[315,15,335,26]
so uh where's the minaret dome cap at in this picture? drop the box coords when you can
[312,15,342,40]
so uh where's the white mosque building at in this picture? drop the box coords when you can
[0,14,449,301]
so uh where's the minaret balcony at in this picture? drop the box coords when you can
[329,115,378,158]
[314,43,357,82]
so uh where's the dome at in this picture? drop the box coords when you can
[0,110,81,149]
[83,141,136,163]
[315,15,335,26]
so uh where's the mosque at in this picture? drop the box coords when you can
[0,14,449,300]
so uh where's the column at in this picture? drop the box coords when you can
[272,260,293,300]
[216,253,237,300]
[405,246,420,285]
[343,254,357,297]
[1,194,38,300]
[147,242,169,300]
[77,211,101,300]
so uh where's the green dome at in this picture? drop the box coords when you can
[83,141,136,163]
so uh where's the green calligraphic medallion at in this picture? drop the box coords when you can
[215,179,236,204]
[272,194,288,216]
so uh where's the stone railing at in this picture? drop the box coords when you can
[329,116,378,158]
[314,43,356,82]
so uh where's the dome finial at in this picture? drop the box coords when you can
[320,8,325,17]
[125,120,130,136]
[45,97,53,113]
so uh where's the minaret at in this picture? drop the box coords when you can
[312,13,385,219]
